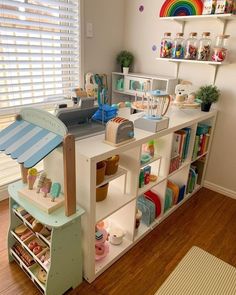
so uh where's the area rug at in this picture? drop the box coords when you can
[155,246,236,295]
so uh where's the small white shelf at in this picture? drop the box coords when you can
[96,167,127,188]
[96,185,135,223]
[191,152,208,163]
[140,154,162,169]
[138,175,166,196]
[159,13,236,22]
[168,161,190,178]
[156,57,227,66]
[95,238,133,276]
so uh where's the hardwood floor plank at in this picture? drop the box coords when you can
[1,188,236,295]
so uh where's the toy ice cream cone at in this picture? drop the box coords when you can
[27,168,38,190]
[37,172,47,193]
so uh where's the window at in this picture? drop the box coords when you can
[0,0,80,190]
[0,0,80,113]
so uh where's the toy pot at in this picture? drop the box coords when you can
[123,67,129,75]
[96,183,109,202]
[109,228,125,245]
[96,161,106,185]
[201,102,212,112]
[105,155,119,175]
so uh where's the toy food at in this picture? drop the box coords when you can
[150,174,158,182]
[15,224,28,236]
[13,244,35,267]
[32,220,44,233]
[50,183,61,202]
[109,228,125,245]
[37,267,47,284]
[33,245,42,255]
[27,168,38,190]
[185,33,198,60]
[41,178,52,197]
[36,172,47,193]
[212,47,227,62]
[95,244,105,255]
[20,229,33,241]
[28,241,38,251]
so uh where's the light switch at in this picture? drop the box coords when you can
[86,22,93,38]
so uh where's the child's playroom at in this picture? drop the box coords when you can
[0,0,236,294]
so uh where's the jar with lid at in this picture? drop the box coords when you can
[197,32,211,61]
[212,35,230,62]
[184,32,198,60]
[160,32,173,58]
[172,33,185,59]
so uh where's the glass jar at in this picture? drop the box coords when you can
[184,32,198,60]
[160,32,173,58]
[172,33,185,59]
[211,35,230,62]
[197,32,211,61]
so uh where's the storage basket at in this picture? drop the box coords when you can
[96,183,109,202]
[96,161,106,185]
[105,155,120,175]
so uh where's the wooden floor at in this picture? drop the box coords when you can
[1,188,236,295]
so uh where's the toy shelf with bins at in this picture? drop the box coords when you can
[8,181,84,295]
[111,72,178,103]
[76,108,217,283]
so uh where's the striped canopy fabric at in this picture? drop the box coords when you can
[0,119,63,168]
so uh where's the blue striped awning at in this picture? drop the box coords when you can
[0,119,63,168]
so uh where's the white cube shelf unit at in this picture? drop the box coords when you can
[112,72,178,104]
[73,107,217,283]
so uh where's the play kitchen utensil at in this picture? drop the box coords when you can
[109,227,125,245]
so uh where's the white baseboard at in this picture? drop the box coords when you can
[204,181,236,200]
[0,185,8,202]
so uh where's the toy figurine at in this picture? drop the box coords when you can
[41,178,52,198]
[36,172,47,193]
[50,183,61,202]
[27,168,38,190]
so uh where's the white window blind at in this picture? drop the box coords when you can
[0,0,80,191]
[0,0,80,113]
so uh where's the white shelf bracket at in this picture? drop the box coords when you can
[174,20,185,33]
[211,64,219,85]
[216,18,228,34]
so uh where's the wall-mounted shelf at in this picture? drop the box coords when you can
[156,58,228,84]
[159,13,236,34]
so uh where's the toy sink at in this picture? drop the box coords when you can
[56,106,106,140]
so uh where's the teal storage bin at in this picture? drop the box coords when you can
[137,195,156,226]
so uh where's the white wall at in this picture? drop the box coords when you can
[123,0,236,194]
[82,0,125,89]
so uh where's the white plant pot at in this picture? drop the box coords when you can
[123,67,129,75]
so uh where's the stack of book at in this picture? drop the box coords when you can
[192,124,211,161]
[169,128,191,173]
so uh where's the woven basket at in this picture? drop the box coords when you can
[105,155,120,175]
[96,183,109,202]
[96,161,106,185]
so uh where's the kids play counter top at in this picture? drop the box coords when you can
[8,181,85,228]
[75,107,217,161]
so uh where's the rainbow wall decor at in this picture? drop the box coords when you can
[159,0,203,17]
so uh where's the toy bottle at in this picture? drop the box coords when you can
[197,32,211,61]
[160,33,173,58]
[172,33,185,59]
[184,32,198,60]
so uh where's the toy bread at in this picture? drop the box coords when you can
[105,117,134,146]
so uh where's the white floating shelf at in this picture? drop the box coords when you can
[96,167,127,188]
[96,185,135,223]
[138,175,166,196]
[140,154,162,169]
[95,238,133,276]
[156,57,227,66]
[159,13,236,22]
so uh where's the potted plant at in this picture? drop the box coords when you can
[116,50,134,74]
[196,85,220,112]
